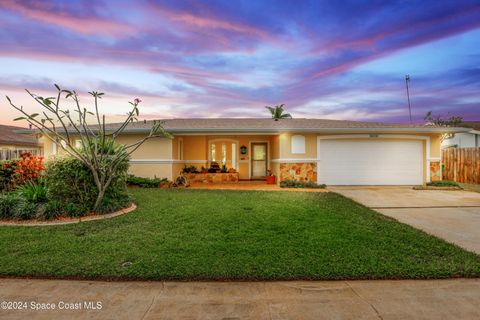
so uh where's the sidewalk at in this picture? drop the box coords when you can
[1,278,479,319]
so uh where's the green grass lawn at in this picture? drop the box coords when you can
[1,189,479,280]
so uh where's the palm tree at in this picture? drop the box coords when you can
[265,104,292,121]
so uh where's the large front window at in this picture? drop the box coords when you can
[209,139,238,169]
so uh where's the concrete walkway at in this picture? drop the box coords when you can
[190,181,328,192]
[1,278,480,319]
[331,187,480,254]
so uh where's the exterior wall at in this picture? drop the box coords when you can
[275,132,443,185]
[442,132,478,149]
[428,133,442,182]
[117,134,173,179]
[274,133,317,184]
[279,163,317,182]
[38,131,443,184]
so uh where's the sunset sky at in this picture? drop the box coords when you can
[0,0,479,126]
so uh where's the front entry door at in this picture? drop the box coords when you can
[251,143,268,179]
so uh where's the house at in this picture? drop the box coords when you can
[39,118,467,186]
[0,124,43,160]
[442,121,480,149]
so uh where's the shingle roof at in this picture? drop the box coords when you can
[0,125,41,147]
[100,118,467,133]
[17,118,469,135]
[460,121,480,131]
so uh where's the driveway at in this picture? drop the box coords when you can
[331,187,480,254]
[0,278,479,319]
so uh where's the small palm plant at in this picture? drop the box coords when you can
[265,104,292,121]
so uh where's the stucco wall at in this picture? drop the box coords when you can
[441,132,478,149]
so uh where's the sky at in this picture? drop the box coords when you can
[0,0,479,126]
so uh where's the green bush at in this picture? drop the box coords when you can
[12,200,37,220]
[45,156,130,216]
[0,160,17,192]
[427,180,460,187]
[40,201,63,220]
[127,175,168,188]
[280,179,326,189]
[16,180,47,203]
[0,193,21,219]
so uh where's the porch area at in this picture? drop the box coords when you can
[172,134,280,182]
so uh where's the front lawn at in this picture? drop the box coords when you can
[0,189,479,280]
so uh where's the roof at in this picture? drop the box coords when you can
[100,118,469,133]
[17,118,470,134]
[0,125,41,147]
[459,121,480,132]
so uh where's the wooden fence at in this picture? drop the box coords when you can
[442,147,480,184]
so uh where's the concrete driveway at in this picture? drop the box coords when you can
[331,187,480,254]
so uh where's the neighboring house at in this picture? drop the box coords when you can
[441,121,480,149]
[39,118,467,186]
[0,124,43,160]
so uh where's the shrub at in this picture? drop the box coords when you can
[182,165,199,174]
[12,199,37,220]
[45,156,130,215]
[0,193,21,219]
[280,179,326,189]
[39,201,63,220]
[16,180,47,203]
[127,175,168,188]
[427,180,460,187]
[0,160,18,192]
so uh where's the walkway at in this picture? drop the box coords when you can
[0,278,479,319]
[189,181,328,192]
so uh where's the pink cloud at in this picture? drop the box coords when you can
[0,0,135,36]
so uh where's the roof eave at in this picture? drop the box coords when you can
[17,126,470,135]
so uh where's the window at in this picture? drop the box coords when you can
[221,143,226,165]
[178,138,184,160]
[210,144,216,161]
[291,135,305,154]
[231,143,237,169]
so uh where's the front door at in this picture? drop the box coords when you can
[251,143,267,179]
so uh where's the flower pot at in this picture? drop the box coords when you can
[266,175,276,184]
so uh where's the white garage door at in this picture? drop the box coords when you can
[318,139,423,185]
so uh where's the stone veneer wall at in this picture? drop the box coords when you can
[430,161,441,182]
[279,163,317,182]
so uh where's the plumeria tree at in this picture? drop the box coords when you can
[424,111,463,141]
[6,85,172,210]
[265,104,292,121]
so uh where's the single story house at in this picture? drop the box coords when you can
[39,118,467,186]
[0,124,43,160]
[442,121,480,149]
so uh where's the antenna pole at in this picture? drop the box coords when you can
[405,74,412,123]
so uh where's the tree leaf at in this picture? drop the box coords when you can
[30,113,39,118]
[13,117,26,121]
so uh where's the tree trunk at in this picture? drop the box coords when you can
[93,187,105,212]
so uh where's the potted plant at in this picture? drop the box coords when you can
[266,170,276,184]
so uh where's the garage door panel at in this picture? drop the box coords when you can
[318,139,423,185]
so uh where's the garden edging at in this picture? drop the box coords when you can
[0,203,137,226]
